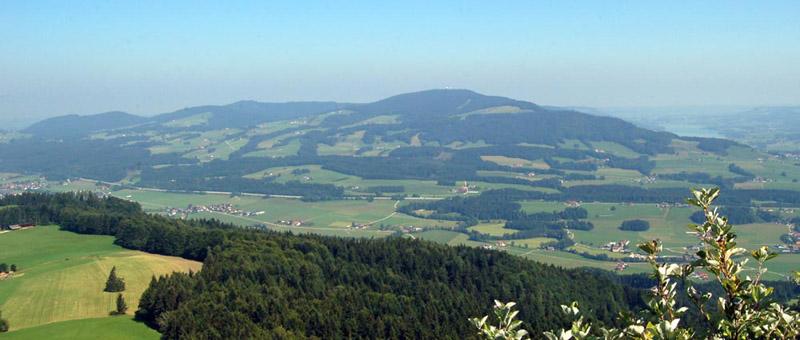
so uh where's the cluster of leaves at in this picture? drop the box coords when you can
[471,301,529,340]
[472,188,800,339]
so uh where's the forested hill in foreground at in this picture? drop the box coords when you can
[1,89,741,187]
[0,192,642,338]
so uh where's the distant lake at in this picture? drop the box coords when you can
[660,123,724,139]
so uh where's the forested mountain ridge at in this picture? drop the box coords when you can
[1,89,741,185]
[22,90,684,155]
[23,111,148,138]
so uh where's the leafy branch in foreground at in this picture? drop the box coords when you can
[471,188,800,339]
[470,301,529,340]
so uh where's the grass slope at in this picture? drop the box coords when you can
[0,316,158,340]
[0,226,201,331]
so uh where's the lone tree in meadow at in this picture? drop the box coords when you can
[0,310,9,333]
[104,266,126,292]
[112,293,128,315]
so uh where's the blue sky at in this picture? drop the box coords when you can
[1,1,798,125]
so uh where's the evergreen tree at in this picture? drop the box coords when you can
[9,264,16,272]
[104,266,126,292]
[0,310,8,332]
[114,294,128,315]
[0,263,7,273]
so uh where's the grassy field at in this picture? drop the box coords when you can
[47,179,107,193]
[480,155,550,169]
[244,139,302,158]
[244,165,455,196]
[411,230,652,274]
[513,248,651,273]
[183,136,249,162]
[0,316,158,340]
[558,139,591,150]
[413,230,483,247]
[162,112,211,128]
[148,129,242,156]
[735,223,793,249]
[110,189,456,234]
[512,237,558,249]
[468,221,510,236]
[589,141,642,158]
[111,189,235,211]
[317,130,368,156]
[0,226,200,331]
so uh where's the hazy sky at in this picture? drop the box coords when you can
[1,1,799,127]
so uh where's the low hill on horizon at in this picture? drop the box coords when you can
[2,89,745,189]
[21,89,736,153]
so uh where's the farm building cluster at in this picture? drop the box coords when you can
[777,230,800,253]
[452,181,480,195]
[602,240,630,253]
[777,152,800,161]
[349,222,373,230]
[276,219,306,227]
[0,223,36,232]
[399,225,424,234]
[656,202,691,209]
[0,178,47,195]
[0,263,19,281]
[165,203,264,218]
[634,176,657,185]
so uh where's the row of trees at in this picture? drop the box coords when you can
[0,263,17,273]
[619,219,650,231]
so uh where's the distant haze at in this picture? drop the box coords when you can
[1,1,799,129]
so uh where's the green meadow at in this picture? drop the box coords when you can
[110,189,456,234]
[0,316,158,340]
[0,226,200,331]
